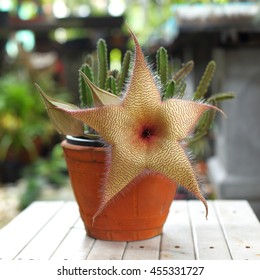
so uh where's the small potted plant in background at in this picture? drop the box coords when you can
[37,27,234,241]
[0,73,55,183]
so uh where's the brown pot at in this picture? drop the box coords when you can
[61,137,177,241]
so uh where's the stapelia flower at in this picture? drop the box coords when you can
[37,29,224,220]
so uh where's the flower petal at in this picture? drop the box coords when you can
[123,28,161,113]
[80,71,122,107]
[162,99,222,140]
[147,139,208,218]
[35,84,84,136]
[93,145,146,220]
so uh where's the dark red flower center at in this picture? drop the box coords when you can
[132,118,167,149]
[141,127,154,139]
[138,125,158,145]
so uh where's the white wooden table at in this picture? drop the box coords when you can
[0,200,259,260]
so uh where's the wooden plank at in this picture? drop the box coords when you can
[214,200,260,260]
[14,201,79,260]
[50,218,95,260]
[188,200,232,260]
[86,240,126,260]
[160,201,195,260]
[1,200,259,261]
[0,201,64,260]
[123,235,161,260]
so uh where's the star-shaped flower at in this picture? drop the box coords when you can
[38,29,223,220]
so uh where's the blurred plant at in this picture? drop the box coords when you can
[0,74,54,162]
[0,42,70,183]
[125,0,231,44]
[19,144,68,210]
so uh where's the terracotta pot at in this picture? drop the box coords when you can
[61,136,177,241]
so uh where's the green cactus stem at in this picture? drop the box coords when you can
[208,92,235,103]
[189,92,234,144]
[188,103,216,145]
[79,63,94,108]
[175,81,187,98]
[193,61,216,100]
[105,75,117,95]
[118,50,132,93]
[97,39,108,89]
[85,54,93,68]
[156,47,168,88]
[173,60,194,83]
[164,80,175,99]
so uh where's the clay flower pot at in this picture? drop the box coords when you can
[62,136,177,241]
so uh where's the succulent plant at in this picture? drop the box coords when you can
[36,27,234,220]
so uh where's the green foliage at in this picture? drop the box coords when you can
[190,61,234,148]
[0,74,54,161]
[106,75,117,95]
[173,61,194,83]
[97,39,108,89]
[118,50,132,93]
[164,80,175,99]
[193,61,216,100]
[19,144,68,210]
[162,60,194,99]
[208,92,235,103]
[79,63,94,108]
[156,47,168,88]
[78,39,133,109]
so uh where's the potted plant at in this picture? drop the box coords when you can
[36,27,234,241]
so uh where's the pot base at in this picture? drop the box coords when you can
[86,225,163,241]
[80,207,169,241]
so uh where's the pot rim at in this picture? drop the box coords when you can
[66,135,105,147]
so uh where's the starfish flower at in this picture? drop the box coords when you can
[38,29,223,220]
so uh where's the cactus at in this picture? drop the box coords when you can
[173,60,194,83]
[175,81,187,98]
[79,39,132,104]
[189,62,234,145]
[208,92,235,103]
[188,102,217,145]
[79,63,94,108]
[164,80,175,99]
[156,47,168,88]
[163,60,194,99]
[105,75,117,95]
[193,61,216,100]
[97,39,108,89]
[118,50,132,93]
[85,54,93,68]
